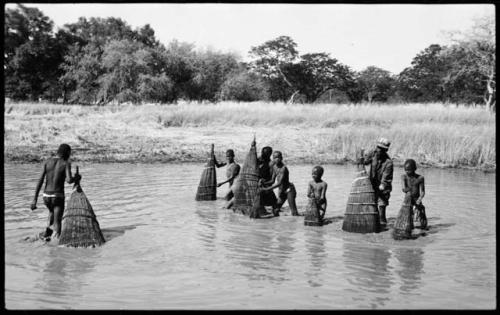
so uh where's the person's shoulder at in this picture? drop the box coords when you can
[416,173,424,180]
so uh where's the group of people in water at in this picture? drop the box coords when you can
[212,137,426,229]
[30,137,427,243]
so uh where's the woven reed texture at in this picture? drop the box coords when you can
[342,169,381,233]
[59,189,105,247]
[393,193,414,240]
[415,204,428,229]
[233,140,260,215]
[304,198,323,226]
[195,145,217,201]
[248,188,268,218]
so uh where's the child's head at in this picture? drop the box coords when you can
[273,151,283,164]
[261,146,272,159]
[404,159,417,175]
[57,143,71,160]
[226,149,235,162]
[312,166,324,181]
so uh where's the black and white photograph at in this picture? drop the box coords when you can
[3,2,496,310]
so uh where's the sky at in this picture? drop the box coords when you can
[6,3,495,74]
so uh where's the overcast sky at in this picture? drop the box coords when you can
[7,3,494,74]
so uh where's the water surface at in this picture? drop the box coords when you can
[4,163,496,309]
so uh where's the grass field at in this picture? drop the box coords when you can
[4,101,496,170]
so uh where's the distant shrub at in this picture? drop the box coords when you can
[220,71,268,102]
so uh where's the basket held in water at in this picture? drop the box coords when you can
[392,192,414,240]
[233,136,261,215]
[304,197,323,226]
[59,167,106,248]
[195,144,217,201]
[342,149,381,233]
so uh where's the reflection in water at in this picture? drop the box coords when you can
[343,241,394,308]
[304,228,327,288]
[223,215,297,284]
[36,247,98,307]
[195,204,219,253]
[394,247,424,294]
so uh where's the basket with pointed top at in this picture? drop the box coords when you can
[342,149,381,233]
[195,144,217,201]
[59,167,106,248]
[392,192,414,240]
[233,136,266,216]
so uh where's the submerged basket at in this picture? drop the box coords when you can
[233,137,260,216]
[59,169,105,247]
[304,198,323,226]
[392,192,414,240]
[195,144,217,201]
[342,169,381,233]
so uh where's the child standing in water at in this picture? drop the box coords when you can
[30,144,81,241]
[304,166,328,226]
[401,159,427,229]
[260,151,299,216]
[216,149,240,209]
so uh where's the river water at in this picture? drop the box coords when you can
[4,163,496,309]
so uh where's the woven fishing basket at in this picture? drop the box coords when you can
[342,169,381,233]
[195,144,217,201]
[248,188,268,218]
[392,192,414,240]
[59,168,105,247]
[304,198,323,226]
[233,138,260,215]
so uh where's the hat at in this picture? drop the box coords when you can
[376,137,391,150]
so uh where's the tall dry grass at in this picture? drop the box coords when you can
[4,101,496,169]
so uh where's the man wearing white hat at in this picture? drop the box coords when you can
[364,137,394,226]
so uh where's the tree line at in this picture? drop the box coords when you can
[5,4,496,110]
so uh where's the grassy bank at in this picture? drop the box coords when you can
[4,101,496,171]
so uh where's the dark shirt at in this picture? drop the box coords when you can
[366,153,394,193]
[257,157,273,182]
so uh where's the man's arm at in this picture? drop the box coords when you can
[31,163,47,210]
[417,176,425,204]
[401,174,410,193]
[262,168,282,191]
[214,157,226,168]
[260,167,276,187]
[65,161,81,184]
[379,161,393,191]
[320,183,327,202]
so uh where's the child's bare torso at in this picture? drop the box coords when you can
[44,157,67,194]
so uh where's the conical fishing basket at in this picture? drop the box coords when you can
[248,188,268,219]
[60,185,105,248]
[393,193,414,240]
[342,169,381,233]
[195,145,217,201]
[233,139,260,216]
[304,198,323,226]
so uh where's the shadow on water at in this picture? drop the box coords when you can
[342,241,394,309]
[101,224,141,242]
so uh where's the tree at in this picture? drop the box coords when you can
[291,53,355,103]
[220,68,268,101]
[249,36,299,102]
[446,14,495,110]
[186,49,240,102]
[396,44,449,102]
[5,4,63,101]
[357,66,395,102]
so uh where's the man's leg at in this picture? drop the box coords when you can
[52,205,64,238]
[287,185,299,216]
